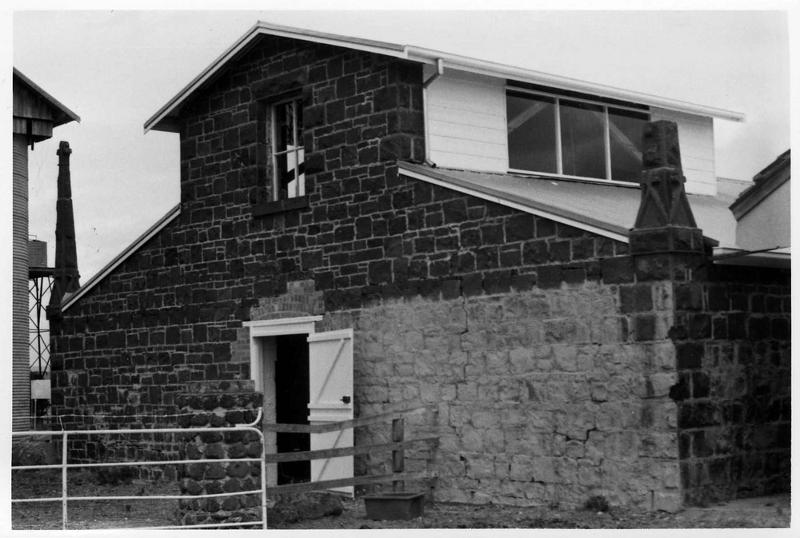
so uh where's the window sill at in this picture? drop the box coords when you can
[253,196,310,217]
[507,168,641,188]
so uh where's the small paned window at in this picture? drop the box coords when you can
[507,89,649,182]
[272,98,305,200]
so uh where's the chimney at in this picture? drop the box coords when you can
[629,121,709,280]
[48,141,80,317]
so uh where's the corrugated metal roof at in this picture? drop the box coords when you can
[144,20,744,133]
[399,163,737,246]
[13,67,81,126]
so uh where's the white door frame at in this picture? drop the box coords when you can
[244,316,322,487]
[244,316,323,392]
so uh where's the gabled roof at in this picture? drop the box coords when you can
[13,67,81,126]
[399,162,736,247]
[144,20,744,133]
[729,149,790,220]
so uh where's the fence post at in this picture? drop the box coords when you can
[62,430,68,530]
[392,418,404,492]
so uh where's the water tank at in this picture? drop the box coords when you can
[29,239,48,268]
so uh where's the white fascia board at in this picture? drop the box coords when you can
[62,204,182,312]
[145,21,743,133]
[399,165,629,244]
[404,46,745,122]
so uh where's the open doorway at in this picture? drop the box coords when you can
[274,333,310,485]
[245,317,353,491]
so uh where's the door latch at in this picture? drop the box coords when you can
[340,395,351,404]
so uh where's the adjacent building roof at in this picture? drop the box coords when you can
[729,149,790,220]
[399,162,737,246]
[13,67,81,126]
[144,20,744,133]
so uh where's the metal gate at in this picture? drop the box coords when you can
[11,410,267,530]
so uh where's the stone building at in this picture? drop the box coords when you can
[49,22,789,510]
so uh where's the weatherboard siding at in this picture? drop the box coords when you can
[426,74,719,197]
[651,108,716,196]
[427,70,508,172]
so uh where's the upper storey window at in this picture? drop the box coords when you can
[272,98,305,200]
[507,88,649,182]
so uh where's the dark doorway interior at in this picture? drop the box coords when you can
[274,333,311,484]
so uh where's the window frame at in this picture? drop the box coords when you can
[270,95,305,202]
[506,85,650,184]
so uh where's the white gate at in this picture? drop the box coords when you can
[11,411,267,530]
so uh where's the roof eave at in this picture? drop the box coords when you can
[405,46,745,122]
[144,21,410,133]
[145,21,744,134]
[729,159,791,219]
[13,67,81,126]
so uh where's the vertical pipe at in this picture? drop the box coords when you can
[422,59,443,165]
[62,430,68,529]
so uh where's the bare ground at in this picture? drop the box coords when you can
[273,495,790,529]
[11,470,790,530]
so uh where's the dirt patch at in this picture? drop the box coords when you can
[11,469,179,530]
[11,470,789,530]
[271,496,791,529]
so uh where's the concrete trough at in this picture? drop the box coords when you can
[363,492,425,520]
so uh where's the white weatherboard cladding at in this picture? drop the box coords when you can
[427,70,508,172]
[651,108,717,196]
[426,73,719,197]
[307,329,354,494]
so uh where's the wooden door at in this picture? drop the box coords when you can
[307,329,353,494]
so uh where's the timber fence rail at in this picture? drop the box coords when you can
[11,405,438,530]
[10,409,268,531]
[263,405,439,496]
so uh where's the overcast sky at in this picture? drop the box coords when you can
[11,8,792,283]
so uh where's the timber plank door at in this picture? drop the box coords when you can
[307,329,354,494]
